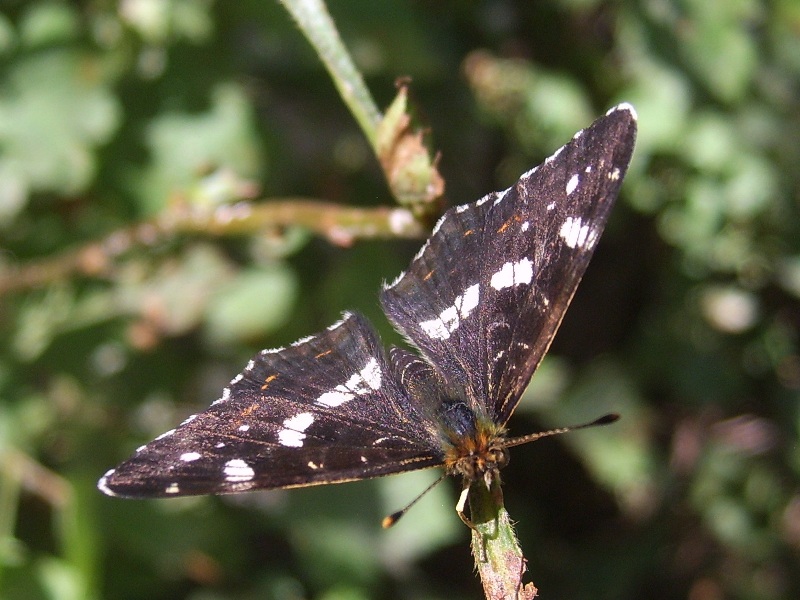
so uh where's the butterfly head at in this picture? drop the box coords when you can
[439,401,510,489]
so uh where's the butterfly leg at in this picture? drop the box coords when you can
[456,478,476,530]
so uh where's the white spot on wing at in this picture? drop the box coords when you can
[155,428,176,441]
[179,452,202,462]
[315,389,354,407]
[566,173,579,195]
[327,313,352,331]
[545,145,564,164]
[419,319,449,340]
[97,469,119,497]
[260,346,285,356]
[493,189,509,206]
[419,283,480,340]
[608,102,638,120]
[238,424,250,432]
[608,167,621,181]
[490,258,534,290]
[278,412,315,447]
[384,269,407,291]
[165,483,180,494]
[521,165,539,179]
[463,284,480,312]
[212,387,232,406]
[224,459,255,482]
[476,193,492,206]
[521,221,530,232]
[359,358,382,389]
[560,216,597,249]
[316,358,382,407]
[292,334,315,347]
[431,214,447,235]
[413,238,430,261]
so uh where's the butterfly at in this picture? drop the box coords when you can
[98,104,637,526]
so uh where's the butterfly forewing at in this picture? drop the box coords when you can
[99,313,443,497]
[380,105,637,424]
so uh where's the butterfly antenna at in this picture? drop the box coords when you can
[503,413,620,448]
[382,472,448,528]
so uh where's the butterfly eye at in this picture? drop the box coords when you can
[488,446,509,471]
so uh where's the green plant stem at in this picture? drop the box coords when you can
[278,1,445,214]
[279,0,382,147]
[469,480,538,599]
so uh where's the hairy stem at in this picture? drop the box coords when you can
[279,0,382,147]
[469,480,538,600]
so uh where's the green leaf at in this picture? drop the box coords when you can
[136,84,265,214]
[676,0,759,102]
[19,2,81,47]
[204,264,298,345]
[0,51,119,222]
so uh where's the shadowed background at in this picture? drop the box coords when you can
[1,1,799,599]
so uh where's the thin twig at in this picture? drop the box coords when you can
[0,199,424,296]
[1,447,72,509]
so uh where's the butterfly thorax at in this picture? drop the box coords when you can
[438,399,509,486]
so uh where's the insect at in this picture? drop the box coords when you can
[99,104,637,528]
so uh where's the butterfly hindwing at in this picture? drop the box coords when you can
[99,313,444,497]
[380,105,637,425]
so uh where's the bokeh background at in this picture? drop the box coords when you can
[2,1,799,599]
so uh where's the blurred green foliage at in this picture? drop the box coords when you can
[1,1,799,599]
